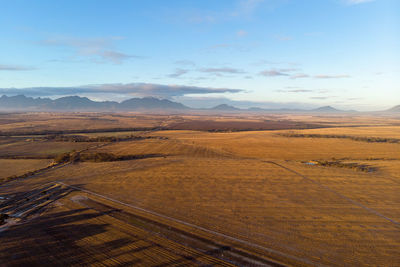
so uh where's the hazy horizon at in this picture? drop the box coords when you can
[1,92,396,111]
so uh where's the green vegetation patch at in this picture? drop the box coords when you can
[280,133,400,143]
[304,160,377,172]
[46,134,167,143]
[55,152,165,163]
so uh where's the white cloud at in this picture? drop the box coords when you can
[276,89,313,93]
[274,35,293,41]
[182,0,266,24]
[259,70,288,77]
[233,0,265,16]
[0,83,244,99]
[290,73,309,79]
[199,67,245,74]
[345,0,375,5]
[168,69,189,78]
[100,51,136,64]
[237,30,248,37]
[314,74,350,79]
[42,36,139,64]
[259,68,297,77]
[0,64,36,71]
[175,60,196,66]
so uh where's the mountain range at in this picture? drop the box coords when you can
[0,95,398,113]
[387,105,400,112]
[0,95,188,111]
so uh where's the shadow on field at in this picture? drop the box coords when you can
[0,201,238,266]
[0,207,146,265]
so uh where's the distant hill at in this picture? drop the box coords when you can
[246,106,355,113]
[309,106,357,113]
[0,95,361,113]
[120,97,188,110]
[247,107,264,111]
[0,95,52,109]
[210,104,240,111]
[386,105,400,112]
[0,95,189,111]
[311,106,340,112]
[52,96,118,109]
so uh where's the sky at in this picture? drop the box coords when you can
[0,0,399,111]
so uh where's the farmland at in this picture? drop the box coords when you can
[0,159,53,181]
[0,112,399,266]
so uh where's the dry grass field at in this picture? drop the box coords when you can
[0,159,53,179]
[0,139,93,158]
[0,113,164,134]
[291,125,400,138]
[0,112,399,266]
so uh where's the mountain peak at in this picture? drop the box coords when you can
[312,106,340,112]
[211,104,240,111]
[0,95,188,111]
[387,105,400,112]
[120,97,188,109]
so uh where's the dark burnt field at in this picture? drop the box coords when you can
[167,119,324,132]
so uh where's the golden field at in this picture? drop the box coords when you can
[0,159,53,179]
[0,139,93,158]
[0,188,234,266]
[0,112,399,266]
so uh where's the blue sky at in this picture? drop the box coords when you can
[0,0,399,110]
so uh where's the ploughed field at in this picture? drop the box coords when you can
[0,112,399,266]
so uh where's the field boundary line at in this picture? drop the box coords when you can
[0,142,110,187]
[56,181,319,266]
[264,161,400,227]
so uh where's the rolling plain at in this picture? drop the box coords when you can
[0,112,399,266]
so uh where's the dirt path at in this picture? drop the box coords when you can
[56,181,314,266]
[264,160,400,227]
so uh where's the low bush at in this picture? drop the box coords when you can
[46,134,167,143]
[54,152,165,163]
[308,160,377,172]
[0,213,9,225]
[280,133,399,143]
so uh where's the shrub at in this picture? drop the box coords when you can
[54,152,71,163]
[0,213,9,225]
